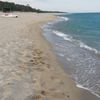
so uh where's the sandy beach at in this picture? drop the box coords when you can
[0,12,86,100]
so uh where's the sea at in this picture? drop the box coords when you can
[42,13,100,99]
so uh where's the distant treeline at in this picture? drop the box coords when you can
[0,1,63,13]
[0,1,42,12]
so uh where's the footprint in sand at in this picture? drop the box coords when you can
[40,90,69,99]
[25,95,42,100]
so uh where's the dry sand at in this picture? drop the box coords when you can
[0,12,82,100]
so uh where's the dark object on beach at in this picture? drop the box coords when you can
[41,90,47,95]
[16,16,18,18]
[1,7,18,18]
[67,95,70,98]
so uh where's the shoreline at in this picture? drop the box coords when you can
[40,14,100,100]
[28,13,82,100]
[0,12,81,100]
[0,12,99,100]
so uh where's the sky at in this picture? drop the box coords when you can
[2,0,100,12]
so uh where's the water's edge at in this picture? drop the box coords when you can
[41,15,100,100]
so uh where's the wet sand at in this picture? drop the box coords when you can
[80,89,100,100]
[0,12,99,100]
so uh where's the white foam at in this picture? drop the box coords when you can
[66,58,71,61]
[53,30,98,53]
[53,30,99,54]
[63,37,73,42]
[76,84,90,91]
[53,31,67,37]
[60,17,69,21]
[58,53,64,57]
[76,84,100,98]
[53,30,73,41]
[79,42,98,54]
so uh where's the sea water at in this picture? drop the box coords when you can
[43,13,100,98]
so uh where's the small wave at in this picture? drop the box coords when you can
[76,84,90,91]
[79,42,98,54]
[60,17,69,21]
[53,30,73,42]
[42,16,69,28]
[53,30,99,54]
[45,16,65,25]
[76,84,100,98]
[53,30,66,37]
[58,53,64,57]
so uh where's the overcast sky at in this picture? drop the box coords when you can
[2,0,100,12]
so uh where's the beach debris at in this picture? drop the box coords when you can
[1,13,18,18]
[25,95,42,100]
[67,95,70,98]
[41,90,48,96]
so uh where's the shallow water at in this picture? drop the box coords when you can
[42,13,100,99]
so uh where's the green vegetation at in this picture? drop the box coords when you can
[0,1,63,13]
[0,1,42,12]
